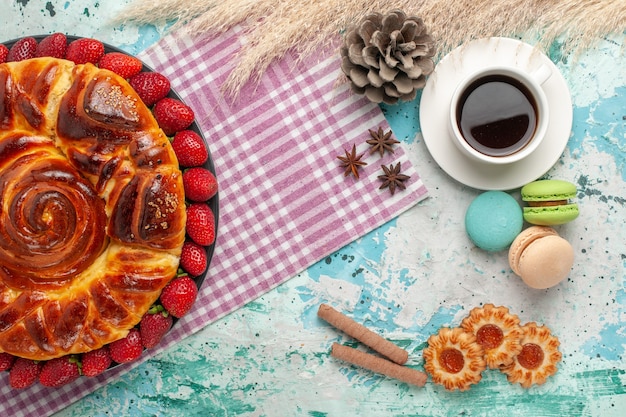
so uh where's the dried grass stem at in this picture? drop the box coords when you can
[118,0,626,95]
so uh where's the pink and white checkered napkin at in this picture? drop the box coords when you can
[0,27,427,417]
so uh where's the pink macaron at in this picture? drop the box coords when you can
[508,226,574,289]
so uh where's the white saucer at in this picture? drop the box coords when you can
[419,37,572,190]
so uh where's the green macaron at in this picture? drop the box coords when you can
[521,179,579,225]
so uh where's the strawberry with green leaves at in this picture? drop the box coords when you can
[140,305,173,348]
[154,97,195,135]
[35,32,67,58]
[160,276,198,318]
[65,37,104,64]
[129,71,171,107]
[39,356,81,387]
[81,346,112,377]
[171,130,208,167]
[183,167,218,202]
[109,328,143,364]
[99,52,143,79]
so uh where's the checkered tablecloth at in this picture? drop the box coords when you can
[0,26,428,416]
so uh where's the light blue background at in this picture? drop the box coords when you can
[1,1,624,416]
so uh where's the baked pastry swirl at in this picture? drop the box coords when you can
[0,57,186,360]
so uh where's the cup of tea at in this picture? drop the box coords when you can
[449,65,551,165]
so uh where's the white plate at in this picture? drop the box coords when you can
[419,37,572,190]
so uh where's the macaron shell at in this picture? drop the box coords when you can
[465,191,523,252]
[516,234,574,289]
[521,179,577,202]
[523,203,580,225]
[508,226,558,275]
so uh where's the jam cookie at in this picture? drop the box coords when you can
[460,304,523,368]
[423,327,486,391]
[500,322,562,388]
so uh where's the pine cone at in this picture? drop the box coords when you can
[340,10,436,104]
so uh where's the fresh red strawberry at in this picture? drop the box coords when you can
[180,240,208,276]
[35,32,67,58]
[140,305,173,349]
[98,52,143,79]
[0,45,9,64]
[109,328,143,364]
[186,203,215,246]
[9,358,42,389]
[65,37,104,64]
[39,356,80,387]
[160,276,198,318]
[183,167,218,202]
[171,130,208,167]
[0,352,15,372]
[129,71,170,107]
[153,97,195,135]
[7,37,37,62]
[81,346,112,377]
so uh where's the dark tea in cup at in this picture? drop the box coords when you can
[456,75,538,156]
[449,65,551,165]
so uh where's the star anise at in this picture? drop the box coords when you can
[378,162,410,195]
[366,127,400,157]
[337,144,367,179]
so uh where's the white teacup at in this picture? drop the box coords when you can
[449,65,551,165]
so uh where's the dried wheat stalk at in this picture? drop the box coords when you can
[117,0,626,96]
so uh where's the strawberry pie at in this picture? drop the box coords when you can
[0,34,217,389]
[0,56,187,361]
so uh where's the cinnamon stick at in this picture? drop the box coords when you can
[331,343,427,387]
[317,303,408,365]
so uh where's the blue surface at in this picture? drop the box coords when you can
[1,2,625,416]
